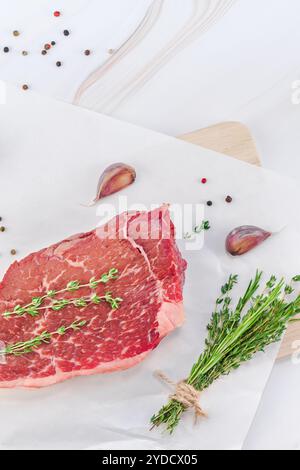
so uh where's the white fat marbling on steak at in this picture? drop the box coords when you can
[0,206,187,388]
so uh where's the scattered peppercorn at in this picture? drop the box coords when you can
[13,30,20,37]
[0,226,5,232]
[54,11,61,17]
[201,178,207,184]
[22,50,28,56]
[207,201,213,207]
[41,50,47,55]
[10,249,17,256]
[84,49,91,56]
[44,43,51,50]
[56,61,62,67]
[51,41,56,46]
[3,47,9,53]
[225,195,233,203]
[22,84,29,91]
[63,29,70,36]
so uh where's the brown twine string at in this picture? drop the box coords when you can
[154,370,206,423]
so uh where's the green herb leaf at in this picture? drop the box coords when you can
[31,297,43,307]
[285,285,294,295]
[47,290,57,298]
[57,326,66,335]
[27,307,39,317]
[67,281,80,292]
[100,268,119,284]
[91,294,101,304]
[74,298,87,308]
[89,277,99,289]
[51,299,70,311]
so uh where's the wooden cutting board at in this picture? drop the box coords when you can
[179,121,296,360]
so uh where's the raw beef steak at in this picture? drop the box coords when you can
[0,206,187,388]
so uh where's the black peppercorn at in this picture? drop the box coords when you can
[3,47,9,53]
[84,49,91,56]
[10,249,17,256]
[207,201,213,207]
[56,61,62,67]
[41,50,47,55]
[22,84,29,91]
[63,30,70,36]
[51,41,56,46]
[0,226,5,232]
[225,195,233,203]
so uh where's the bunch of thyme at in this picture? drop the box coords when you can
[151,271,300,434]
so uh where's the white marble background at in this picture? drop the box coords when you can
[0,0,299,449]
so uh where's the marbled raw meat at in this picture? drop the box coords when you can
[0,206,187,388]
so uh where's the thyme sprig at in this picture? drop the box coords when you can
[2,319,87,356]
[2,268,120,319]
[184,220,210,240]
[151,271,300,434]
[4,292,123,318]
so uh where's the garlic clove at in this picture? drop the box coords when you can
[93,163,136,203]
[226,225,272,256]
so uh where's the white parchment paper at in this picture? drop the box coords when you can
[0,84,299,450]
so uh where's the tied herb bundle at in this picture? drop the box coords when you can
[151,271,300,434]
